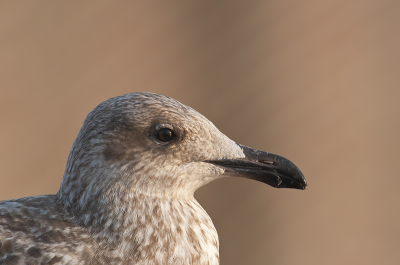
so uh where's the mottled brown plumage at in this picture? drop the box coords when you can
[0,92,306,264]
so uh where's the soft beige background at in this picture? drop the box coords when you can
[1,1,399,264]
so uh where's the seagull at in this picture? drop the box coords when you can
[0,92,306,265]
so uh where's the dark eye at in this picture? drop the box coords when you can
[156,128,174,142]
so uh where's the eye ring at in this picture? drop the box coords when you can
[156,128,174,142]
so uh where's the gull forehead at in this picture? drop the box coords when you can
[0,92,306,265]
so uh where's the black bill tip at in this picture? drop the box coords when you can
[206,144,307,190]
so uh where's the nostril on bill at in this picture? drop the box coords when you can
[260,160,274,165]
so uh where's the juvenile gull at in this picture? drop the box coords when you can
[0,92,306,264]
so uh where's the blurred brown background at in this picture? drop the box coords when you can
[1,1,399,264]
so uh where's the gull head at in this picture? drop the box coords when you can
[57,92,306,212]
